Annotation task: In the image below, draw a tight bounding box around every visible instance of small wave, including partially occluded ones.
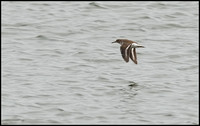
[35,35,47,39]
[18,58,33,61]
[176,65,198,71]
[166,23,188,28]
[89,2,106,9]
[2,118,24,125]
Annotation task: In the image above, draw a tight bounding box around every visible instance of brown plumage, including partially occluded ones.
[112,39,144,64]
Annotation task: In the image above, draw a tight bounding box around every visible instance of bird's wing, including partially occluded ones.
[120,44,131,62]
[130,47,137,64]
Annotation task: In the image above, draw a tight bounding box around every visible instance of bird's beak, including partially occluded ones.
[112,41,117,43]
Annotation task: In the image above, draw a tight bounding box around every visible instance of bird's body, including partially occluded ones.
[112,39,144,64]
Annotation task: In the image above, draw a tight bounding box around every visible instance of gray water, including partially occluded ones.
[2,1,199,125]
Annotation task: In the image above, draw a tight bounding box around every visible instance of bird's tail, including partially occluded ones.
[132,43,145,48]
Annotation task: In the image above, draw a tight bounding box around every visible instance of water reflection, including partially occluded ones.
[128,81,138,89]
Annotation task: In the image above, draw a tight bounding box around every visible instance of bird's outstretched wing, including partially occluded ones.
[130,47,137,64]
[120,44,131,62]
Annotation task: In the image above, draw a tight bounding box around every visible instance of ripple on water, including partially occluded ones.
[2,1,198,125]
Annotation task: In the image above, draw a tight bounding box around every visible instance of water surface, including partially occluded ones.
[2,1,199,124]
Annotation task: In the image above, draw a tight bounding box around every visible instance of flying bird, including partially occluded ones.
[112,39,144,64]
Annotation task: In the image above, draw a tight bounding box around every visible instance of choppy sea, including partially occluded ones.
[2,1,199,124]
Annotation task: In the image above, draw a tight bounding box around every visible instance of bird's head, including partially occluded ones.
[112,39,123,45]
